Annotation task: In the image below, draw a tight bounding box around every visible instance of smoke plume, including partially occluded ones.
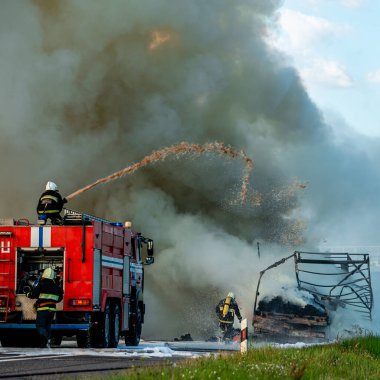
[1,0,379,339]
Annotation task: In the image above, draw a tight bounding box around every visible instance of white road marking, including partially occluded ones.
[0,354,64,362]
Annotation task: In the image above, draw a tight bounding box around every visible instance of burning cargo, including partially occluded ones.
[253,293,329,342]
[253,251,373,342]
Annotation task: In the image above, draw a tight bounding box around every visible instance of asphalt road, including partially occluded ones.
[0,352,179,379]
[0,340,239,379]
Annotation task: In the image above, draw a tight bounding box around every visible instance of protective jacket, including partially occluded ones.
[216,297,242,324]
[37,190,67,215]
[27,278,63,311]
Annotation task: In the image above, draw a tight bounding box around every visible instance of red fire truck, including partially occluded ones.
[0,209,154,348]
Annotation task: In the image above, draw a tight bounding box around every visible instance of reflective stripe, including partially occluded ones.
[102,256,123,269]
[39,293,60,301]
[37,306,56,311]
[39,210,60,214]
[38,301,55,307]
[41,195,59,202]
[219,320,234,324]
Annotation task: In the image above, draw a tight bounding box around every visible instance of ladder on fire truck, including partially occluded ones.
[63,208,121,226]
[0,237,13,323]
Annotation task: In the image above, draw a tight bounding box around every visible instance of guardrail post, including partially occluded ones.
[240,318,248,353]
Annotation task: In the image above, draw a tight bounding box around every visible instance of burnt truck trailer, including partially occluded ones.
[253,251,373,342]
[0,209,154,348]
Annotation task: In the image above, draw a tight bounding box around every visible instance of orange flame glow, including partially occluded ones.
[149,30,172,50]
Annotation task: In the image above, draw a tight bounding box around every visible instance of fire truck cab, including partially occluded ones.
[0,209,154,348]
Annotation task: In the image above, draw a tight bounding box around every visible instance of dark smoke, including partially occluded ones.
[1,0,379,338]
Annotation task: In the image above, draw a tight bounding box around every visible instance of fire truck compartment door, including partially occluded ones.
[123,255,130,329]
[93,249,101,309]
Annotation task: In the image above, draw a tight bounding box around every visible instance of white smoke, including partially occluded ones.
[0,0,379,339]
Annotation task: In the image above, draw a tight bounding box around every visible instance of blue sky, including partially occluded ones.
[273,0,380,137]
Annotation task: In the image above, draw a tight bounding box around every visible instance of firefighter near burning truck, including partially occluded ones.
[0,209,154,348]
[216,292,242,341]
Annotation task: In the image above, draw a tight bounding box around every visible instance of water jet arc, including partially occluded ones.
[66,141,253,202]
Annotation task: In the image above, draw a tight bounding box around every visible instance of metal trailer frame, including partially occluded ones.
[253,251,373,320]
[294,251,373,320]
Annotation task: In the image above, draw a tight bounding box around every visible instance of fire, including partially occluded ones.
[149,30,171,50]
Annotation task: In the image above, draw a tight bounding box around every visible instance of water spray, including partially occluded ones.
[66,142,253,203]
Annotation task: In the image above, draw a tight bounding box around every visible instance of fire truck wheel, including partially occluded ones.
[51,335,63,346]
[110,304,121,348]
[76,325,100,348]
[0,336,13,347]
[101,302,112,348]
[76,331,90,348]
[1,332,39,347]
[124,306,142,346]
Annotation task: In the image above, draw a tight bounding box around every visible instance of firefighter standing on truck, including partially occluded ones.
[216,292,242,340]
[26,268,63,348]
[37,181,67,225]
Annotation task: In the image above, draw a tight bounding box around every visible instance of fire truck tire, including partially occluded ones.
[101,302,112,348]
[51,335,63,346]
[0,336,13,347]
[76,331,90,348]
[110,303,121,348]
[1,332,39,347]
[76,325,100,348]
[124,306,142,346]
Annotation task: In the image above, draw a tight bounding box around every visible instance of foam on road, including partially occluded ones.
[0,340,238,360]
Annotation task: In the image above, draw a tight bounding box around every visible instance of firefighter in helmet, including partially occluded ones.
[26,267,63,348]
[216,292,242,340]
[37,181,67,225]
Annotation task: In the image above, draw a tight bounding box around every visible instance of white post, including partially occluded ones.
[240,318,248,353]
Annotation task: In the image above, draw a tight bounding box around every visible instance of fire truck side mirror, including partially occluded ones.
[147,239,154,257]
[144,239,154,265]
[145,256,155,265]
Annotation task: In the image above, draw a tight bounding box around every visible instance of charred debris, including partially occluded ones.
[253,251,373,342]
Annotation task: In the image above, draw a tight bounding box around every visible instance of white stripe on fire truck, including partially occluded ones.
[130,262,143,272]
[30,227,51,247]
[101,256,123,269]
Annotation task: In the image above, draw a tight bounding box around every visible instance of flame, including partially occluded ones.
[149,30,172,50]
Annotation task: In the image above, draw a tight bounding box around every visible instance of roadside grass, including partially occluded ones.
[340,334,380,358]
[105,336,380,380]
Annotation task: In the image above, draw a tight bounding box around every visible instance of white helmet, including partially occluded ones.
[46,181,58,191]
[42,267,55,280]
[227,292,235,299]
